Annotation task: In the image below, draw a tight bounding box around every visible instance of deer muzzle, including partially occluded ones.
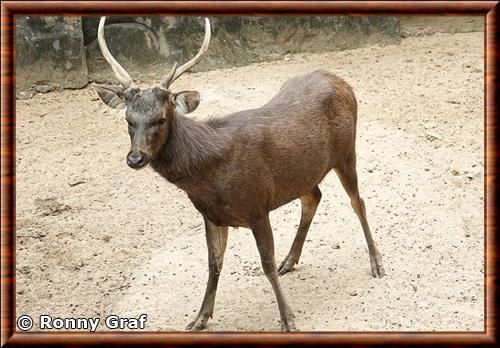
[127,150,149,169]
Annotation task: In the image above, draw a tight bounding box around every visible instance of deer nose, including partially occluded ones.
[127,151,147,169]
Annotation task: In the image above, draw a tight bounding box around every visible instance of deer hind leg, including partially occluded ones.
[334,153,385,278]
[278,186,322,276]
[251,215,296,331]
[186,217,228,331]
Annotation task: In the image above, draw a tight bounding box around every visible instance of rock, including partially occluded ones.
[367,163,377,173]
[451,169,460,176]
[465,172,481,180]
[16,16,88,92]
[16,90,34,100]
[68,180,86,187]
[72,149,82,156]
[188,221,202,229]
[84,16,400,84]
[425,131,443,141]
[18,266,31,275]
[17,15,402,89]
[34,84,57,93]
[349,291,358,296]
[34,197,71,216]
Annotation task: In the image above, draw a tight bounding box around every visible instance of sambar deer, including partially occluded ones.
[94,17,385,331]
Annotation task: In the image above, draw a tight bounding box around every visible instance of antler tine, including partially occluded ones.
[161,18,211,89]
[160,62,178,90]
[98,17,134,89]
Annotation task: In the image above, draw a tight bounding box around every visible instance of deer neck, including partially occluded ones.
[151,112,230,182]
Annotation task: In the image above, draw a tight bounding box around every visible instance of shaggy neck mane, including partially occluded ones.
[151,111,230,181]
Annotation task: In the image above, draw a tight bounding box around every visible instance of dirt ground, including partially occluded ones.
[16,31,484,332]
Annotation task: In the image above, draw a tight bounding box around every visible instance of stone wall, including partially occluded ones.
[398,16,483,37]
[16,16,402,95]
[16,16,88,92]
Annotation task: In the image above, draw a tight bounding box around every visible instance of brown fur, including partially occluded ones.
[152,70,356,226]
[95,69,385,331]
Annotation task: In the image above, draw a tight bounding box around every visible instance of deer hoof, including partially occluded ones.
[277,256,298,276]
[280,316,297,332]
[185,313,210,331]
[370,254,385,278]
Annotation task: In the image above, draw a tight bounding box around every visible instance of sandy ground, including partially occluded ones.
[16,32,484,332]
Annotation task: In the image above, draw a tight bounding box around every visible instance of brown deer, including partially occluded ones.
[94,17,385,331]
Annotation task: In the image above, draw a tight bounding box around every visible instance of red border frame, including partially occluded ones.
[1,1,498,346]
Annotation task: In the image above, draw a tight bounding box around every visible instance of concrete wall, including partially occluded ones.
[16,15,400,96]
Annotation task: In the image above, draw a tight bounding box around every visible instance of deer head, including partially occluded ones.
[94,16,211,169]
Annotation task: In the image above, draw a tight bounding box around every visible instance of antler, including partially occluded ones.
[161,18,211,89]
[98,17,134,89]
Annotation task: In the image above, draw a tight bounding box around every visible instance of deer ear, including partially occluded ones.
[175,91,200,114]
[93,84,127,110]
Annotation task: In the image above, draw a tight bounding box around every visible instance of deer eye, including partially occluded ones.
[157,118,167,126]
